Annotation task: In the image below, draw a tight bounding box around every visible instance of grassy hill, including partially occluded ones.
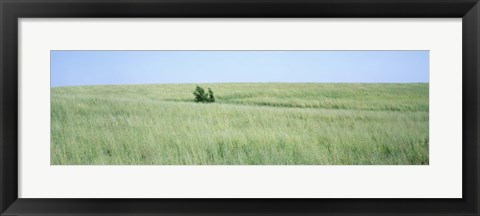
[51,83,429,165]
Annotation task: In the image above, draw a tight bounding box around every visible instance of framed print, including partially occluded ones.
[1,0,479,215]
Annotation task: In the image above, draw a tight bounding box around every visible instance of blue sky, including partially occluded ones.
[51,50,429,87]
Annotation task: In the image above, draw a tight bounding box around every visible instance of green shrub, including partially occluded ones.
[193,86,215,103]
[207,88,215,103]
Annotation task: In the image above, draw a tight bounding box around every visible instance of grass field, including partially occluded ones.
[51,83,429,165]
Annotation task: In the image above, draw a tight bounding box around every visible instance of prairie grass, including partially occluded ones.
[51,83,428,165]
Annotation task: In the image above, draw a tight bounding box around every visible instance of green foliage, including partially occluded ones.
[207,88,215,103]
[51,83,429,165]
[193,85,215,103]
[193,85,208,102]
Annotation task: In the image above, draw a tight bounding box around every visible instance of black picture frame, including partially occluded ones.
[1,0,479,215]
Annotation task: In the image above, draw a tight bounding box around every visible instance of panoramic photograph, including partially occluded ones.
[51,50,429,165]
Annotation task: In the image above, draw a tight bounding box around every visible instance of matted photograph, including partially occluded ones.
[5,0,477,213]
[51,50,429,165]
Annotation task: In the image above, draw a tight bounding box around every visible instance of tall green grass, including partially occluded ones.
[51,83,428,165]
